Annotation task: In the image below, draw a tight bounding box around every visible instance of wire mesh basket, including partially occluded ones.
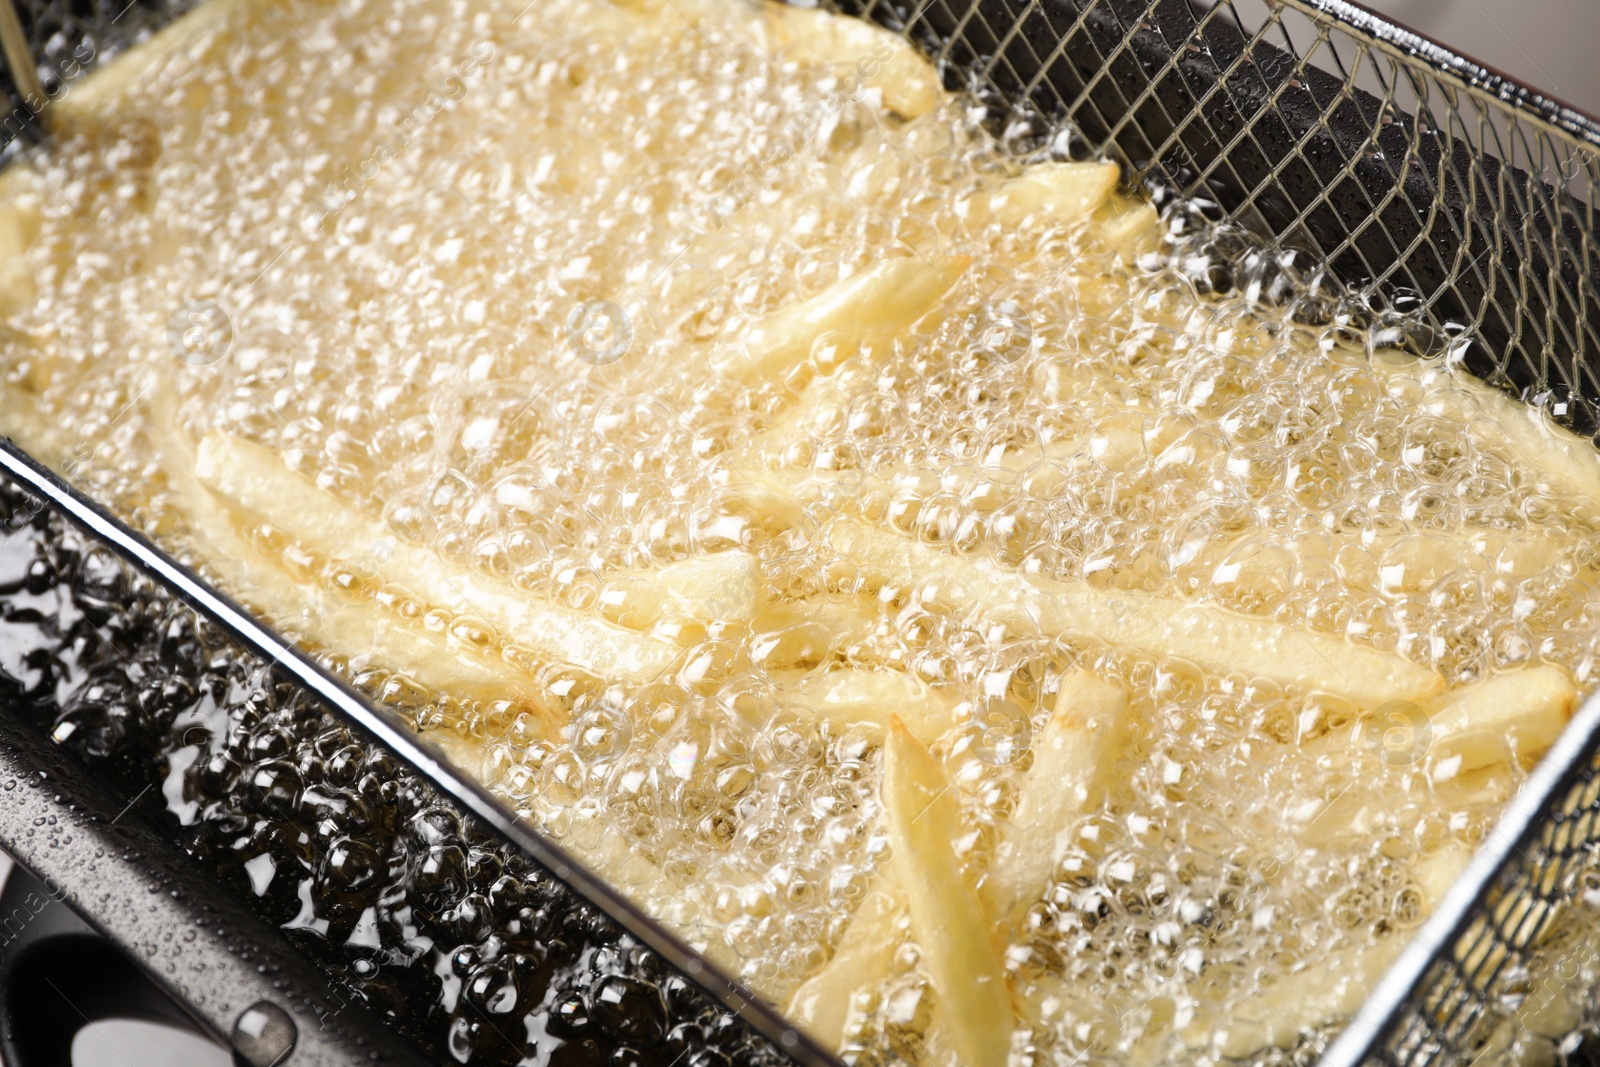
[4,0,1600,1064]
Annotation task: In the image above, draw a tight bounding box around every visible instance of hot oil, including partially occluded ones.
[2,0,1599,1063]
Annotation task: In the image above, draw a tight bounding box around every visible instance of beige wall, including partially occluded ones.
[1363,0,1600,117]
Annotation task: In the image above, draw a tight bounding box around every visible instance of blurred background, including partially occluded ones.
[1363,0,1600,116]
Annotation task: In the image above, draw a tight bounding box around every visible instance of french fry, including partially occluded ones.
[1091,193,1161,264]
[1305,665,1577,778]
[752,597,888,660]
[831,518,1444,705]
[141,420,561,721]
[47,0,255,122]
[785,869,905,1050]
[966,161,1120,230]
[1291,666,1573,851]
[883,717,1012,1067]
[195,432,683,683]
[1181,841,1470,1059]
[0,186,41,317]
[599,550,764,629]
[986,672,1129,921]
[776,667,957,743]
[762,1,944,119]
[730,415,1147,532]
[1421,665,1577,779]
[716,255,969,383]
[1374,351,1600,523]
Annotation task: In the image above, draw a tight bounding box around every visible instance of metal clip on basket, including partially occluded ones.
[2,0,1600,1065]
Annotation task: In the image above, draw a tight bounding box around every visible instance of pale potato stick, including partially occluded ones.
[762,1,944,119]
[196,432,682,682]
[776,667,957,743]
[1292,667,1572,849]
[785,869,905,1051]
[0,188,41,317]
[753,596,887,653]
[883,717,1012,1067]
[1182,841,1470,1059]
[730,417,1146,530]
[1422,665,1577,779]
[656,550,763,619]
[144,422,559,719]
[1374,351,1600,522]
[971,161,1120,230]
[600,550,763,627]
[50,0,256,122]
[1305,665,1577,776]
[986,672,1129,921]
[832,518,1444,705]
[718,255,969,383]
[422,726,496,783]
[1412,839,1475,907]
[1091,193,1161,264]
[1204,925,1394,1058]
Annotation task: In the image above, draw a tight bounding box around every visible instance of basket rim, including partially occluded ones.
[1286,0,1600,153]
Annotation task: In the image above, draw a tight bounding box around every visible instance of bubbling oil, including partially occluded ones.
[2,0,1599,1063]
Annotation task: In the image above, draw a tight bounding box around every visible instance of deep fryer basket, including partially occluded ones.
[5,0,1600,1064]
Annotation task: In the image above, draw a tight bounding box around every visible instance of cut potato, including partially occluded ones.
[785,869,905,1050]
[143,420,561,723]
[883,718,1012,1067]
[967,161,1120,230]
[776,667,958,743]
[763,1,944,119]
[1092,194,1161,263]
[196,432,684,683]
[717,255,969,382]
[0,196,41,317]
[1423,665,1577,778]
[987,672,1129,922]
[831,518,1444,706]
[1306,665,1577,777]
[600,550,764,630]
[1181,841,1470,1059]
[1374,351,1600,523]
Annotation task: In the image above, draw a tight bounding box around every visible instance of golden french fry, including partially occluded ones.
[987,672,1129,921]
[717,255,969,383]
[883,717,1012,1067]
[1374,351,1600,523]
[832,518,1444,705]
[776,667,957,743]
[785,869,905,1051]
[763,1,943,119]
[196,432,682,682]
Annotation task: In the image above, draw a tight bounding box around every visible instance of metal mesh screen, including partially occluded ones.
[5,0,1600,1064]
